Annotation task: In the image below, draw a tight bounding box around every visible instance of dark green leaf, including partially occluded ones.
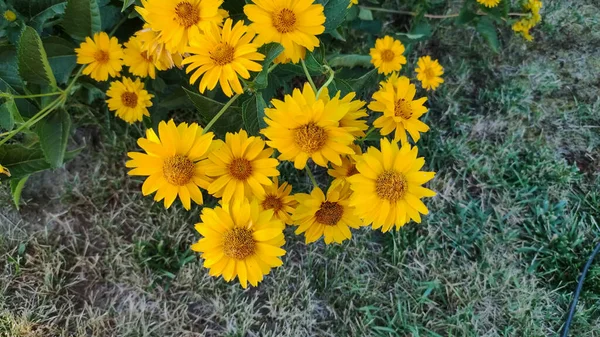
[408,20,432,42]
[358,7,373,20]
[333,78,354,96]
[35,108,71,168]
[100,4,122,32]
[242,95,260,136]
[476,17,500,52]
[62,0,101,41]
[0,143,80,180]
[256,93,267,130]
[456,0,477,25]
[328,54,372,68]
[254,43,284,90]
[43,36,77,84]
[182,87,242,137]
[317,0,350,33]
[17,26,57,88]
[345,68,379,95]
[0,99,20,131]
[8,0,64,18]
[121,0,137,12]
[29,2,67,33]
[304,49,323,72]
[10,175,29,210]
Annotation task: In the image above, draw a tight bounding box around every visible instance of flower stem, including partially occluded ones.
[203,93,242,134]
[316,65,335,98]
[0,96,64,146]
[305,166,318,188]
[359,126,376,142]
[0,91,62,99]
[359,6,529,19]
[300,59,317,92]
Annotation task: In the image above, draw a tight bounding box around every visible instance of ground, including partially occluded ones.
[1,0,599,336]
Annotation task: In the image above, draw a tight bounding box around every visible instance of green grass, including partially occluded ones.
[1,0,600,336]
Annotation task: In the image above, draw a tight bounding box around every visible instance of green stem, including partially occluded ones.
[109,15,128,36]
[300,59,317,92]
[0,97,63,146]
[305,167,318,188]
[359,6,529,19]
[359,126,376,142]
[268,63,278,73]
[0,91,62,99]
[203,93,242,134]
[316,65,335,98]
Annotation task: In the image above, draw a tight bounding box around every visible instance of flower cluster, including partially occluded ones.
[512,0,543,41]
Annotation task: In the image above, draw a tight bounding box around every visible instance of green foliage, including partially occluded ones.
[254,43,284,90]
[476,16,500,52]
[318,0,351,33]
[9,175,29,209]
[241,93,267,136]
[62,0,101,41]
[35,108,71,168]
[183,87,243,137]
[42,36,77,85]
[17,26,56,88]
[0,98,20,130]
[0,144,78,180]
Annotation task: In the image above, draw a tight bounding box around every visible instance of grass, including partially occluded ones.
[1,0,600,336]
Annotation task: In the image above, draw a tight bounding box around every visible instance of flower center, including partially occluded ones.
[273,8,297,33]
[315,201,344,226]
[210,43,235,66]
[94,50,109,64]
[381,49,395,62]
[223,227,256,260]
[141,50,153,62]
[228,158,253,180]
[293,122,328,154]
[376,170,407,202]
[394,98,413,119]
[175,1,200,28]
[262,194,283,213]
[346,164,358,177]
[424,67,435,79]
[121,92,138,108]
[163,155,195,186]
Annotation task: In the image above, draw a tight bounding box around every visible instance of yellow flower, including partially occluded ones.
[477,0,500,7]
[257,177,297,225]
[415,56,444,91]
[369,76,429,144]
[347,138,436,232]
[201,130,280,203]
[512,0,543,41]
[135,26,184,70]
[183,19,264,97]
[3,10,16,22]
[136,0,227,54]
[126,120,215,210]
[261,83,356,169]
[348,0,358,8]
[123,35,158,79]
[75,32,123,81]
[106,77,154,124]
[328,144,362,186]
[292,181,363,244]
[370,36,406,75]
[244,0,325,63]
[192,198,286,289]
[274,46,306,65]
[0,164,10,177]
[318,88,368,138]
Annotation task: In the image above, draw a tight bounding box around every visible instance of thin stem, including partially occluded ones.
[268,63,278,73]
[0,97,63,146]
[305,166,318,188]
[0,91,62,99]
[109,15,128,36]
[359,126,376,142]
[300,59,317,92]
[360,6,529,19]
[316,66,335,98]
[203,93,242,134]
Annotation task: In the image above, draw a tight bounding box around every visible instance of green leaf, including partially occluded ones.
[328,54,372,68]
[242,95,260,136]
[121,0,137,12]
[100,1,122,32]
[317,0,351,33]
[29,2,67,33]
[456,3,477,25]
[333,78,354,96]
[256,93,267,130]
[408,20,432,42]
[10,175,29,210]
[254,43,284,90]
[8,0,64,18]
[0,143,80,180]
[62,0,101,41]
[345,68,379,95]
[304,49,323,72]
[476,17,500,52]
[358,7,373,20]
[35,108,71,168]
[0,46,23,93]
[17,26,57,88]
[182,87,242,137]
[43,36,77,84]
[0,99,21,131]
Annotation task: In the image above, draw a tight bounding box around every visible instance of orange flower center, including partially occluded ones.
[376,170,407,202]
[262,194,283,213]
[293,122,328,154]
[175,1,200,28]
[394,98,413,119]
[381,49,395,62]
[121,92,138,108]
[315,201,344,226]
[273,8,296,33]
[228,158,253,180]
[163,155,195,186]
[223,227,256,260]
[94,50,109,63]
[210,43,235,66]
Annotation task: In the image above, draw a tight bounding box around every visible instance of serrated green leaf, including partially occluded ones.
[256,93,267,130]
[8,0,64,18]
[476,17,500,52]
[408,20,432,42]
[43,36,77,84]
[317,0,350,33]
[456,1,477,25]
[242,95,260,136]
[100,3,122,32]
[17,26,57,88]
[35,108,71,168]
[333,78,354,96]
[328,54,372,68]
[254,43,284,90]
[62,0,101,41]
[29,2,67,33]
[345,68,379,95]
[0,143,80,180]
[10,175,29,210]
[0,99,20,131]
[182,87,242,137]
[304,49,323,72]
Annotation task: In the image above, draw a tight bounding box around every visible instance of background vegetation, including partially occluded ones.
[1,0,599,336]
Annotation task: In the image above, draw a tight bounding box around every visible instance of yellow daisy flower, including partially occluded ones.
[261,83,356,169]
[274,46,306,65]
[126,120,215,210]
[3,10,16,22]
[316,88,368,138]
[327,144,362,186]
[192,198,286,289]
[292,181,363,244]
[201,130,280,203]
[75,32,123,81]
[369,76,429,144]
[512,0,542,41]
[182,19,264,97]
[0,164,10,177]
[123,35,158,79]
[370,36,406,75]
[136,0,227,54]
[106,77,154,124]
[347,138,436,232]
[135,26,184,70]
[477,0,501,8]
[244,0,325,63]
[257,177,297,225]
[415,56,444,91]
[348,0,358,8]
